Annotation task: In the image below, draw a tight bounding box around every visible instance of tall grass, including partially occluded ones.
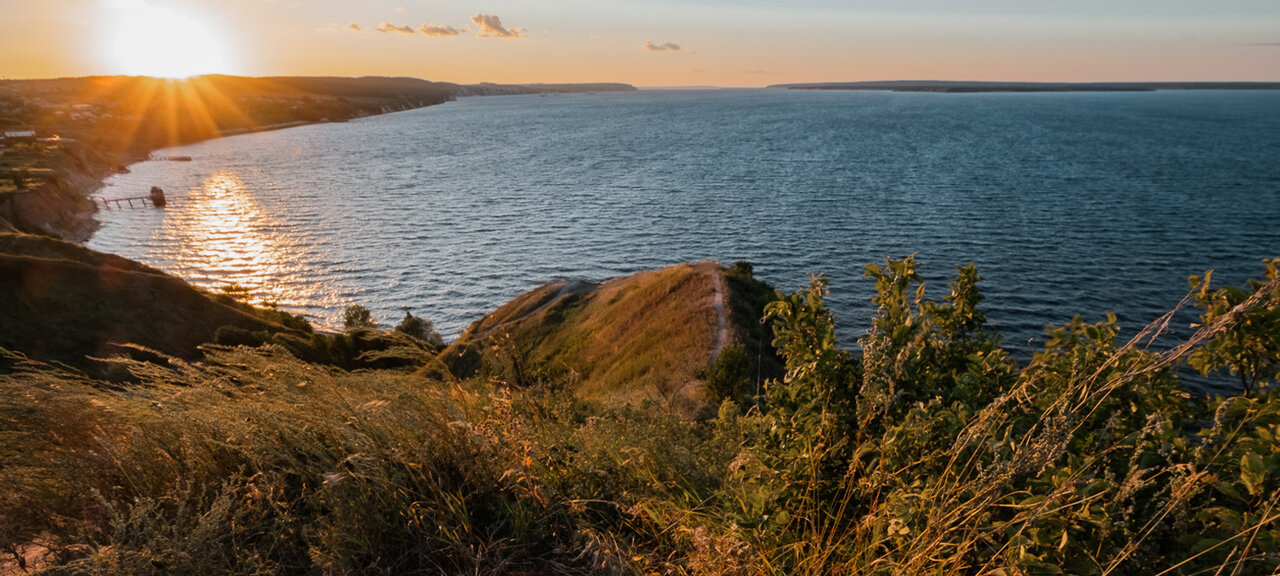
[0,345,628,574]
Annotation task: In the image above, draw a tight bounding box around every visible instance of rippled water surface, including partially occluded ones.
[89,89,1280,364]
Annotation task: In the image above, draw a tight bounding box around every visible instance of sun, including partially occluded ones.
[111,3,227,78]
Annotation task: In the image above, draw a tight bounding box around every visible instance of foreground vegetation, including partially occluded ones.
[2,257,1278,575]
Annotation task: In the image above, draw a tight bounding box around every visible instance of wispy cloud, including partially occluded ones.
[394,6,406,13]
[643,41,681,52]
[377,22,417,34]
[344,19,471,39]
[1250,41,1280,46]
[471,14,526,39]
[365,22,460,37]
[420,24,461,37]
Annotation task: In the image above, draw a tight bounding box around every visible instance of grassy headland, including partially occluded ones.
[1,232,1279,574]
[434,261,781,414]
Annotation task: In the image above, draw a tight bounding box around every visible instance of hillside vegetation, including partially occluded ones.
[1,248,1279,575]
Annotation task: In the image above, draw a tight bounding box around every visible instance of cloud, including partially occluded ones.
[377,22,417,34]
[348,21,462,38]
[643,41,681,52]
[420,24,461,37]
[471,14,526,39]
[394,6,406,13]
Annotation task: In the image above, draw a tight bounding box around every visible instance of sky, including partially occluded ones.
[1,0,1278,86]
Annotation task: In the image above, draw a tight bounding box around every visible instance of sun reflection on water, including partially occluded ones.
[161,171,311,309]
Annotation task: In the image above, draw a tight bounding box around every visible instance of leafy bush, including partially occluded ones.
[711,257,1280,574]
[212,325,268,347]
[394,310,444,348]
[343,303,376,330]
[1189,259,1280,394]
[705,344,755,405]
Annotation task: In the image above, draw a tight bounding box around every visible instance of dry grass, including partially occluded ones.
[0,344,650,574]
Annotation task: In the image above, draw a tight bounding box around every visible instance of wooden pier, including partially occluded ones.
[95,196,157,209]
[94,187,167,210]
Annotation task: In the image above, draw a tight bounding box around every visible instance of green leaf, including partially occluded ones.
[1241,452,1267,497]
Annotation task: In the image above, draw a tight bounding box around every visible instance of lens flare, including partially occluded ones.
[111,3,226,78]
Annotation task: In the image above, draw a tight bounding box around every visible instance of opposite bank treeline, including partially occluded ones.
[0,75,636,240]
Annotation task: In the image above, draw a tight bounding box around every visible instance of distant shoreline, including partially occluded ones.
[0,76,636,242]
[769,80,1280,93]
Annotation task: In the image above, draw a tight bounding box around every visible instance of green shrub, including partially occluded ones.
[394,310,444,348]
[256,305,313,333]
[212,325,268,347]
[713,257,1280,575]
[343,304,375,331]
[705,344,754,405]
[1188,259,1280,394]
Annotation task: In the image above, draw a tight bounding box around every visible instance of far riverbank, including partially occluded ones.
[0,75,635,241]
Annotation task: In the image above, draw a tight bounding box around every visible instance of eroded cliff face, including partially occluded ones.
[0,181,99,241]
[1,138,128,241]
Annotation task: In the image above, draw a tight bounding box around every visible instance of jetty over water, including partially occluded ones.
[94,186,167,209]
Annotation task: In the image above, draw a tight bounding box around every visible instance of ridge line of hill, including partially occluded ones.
[711,270,728,359]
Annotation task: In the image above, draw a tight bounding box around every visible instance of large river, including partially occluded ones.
[89,89,1280,369]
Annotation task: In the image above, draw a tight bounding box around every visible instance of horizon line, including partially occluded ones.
[5,74,1280,89]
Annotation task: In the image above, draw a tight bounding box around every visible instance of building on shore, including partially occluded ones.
[2,130,37,145]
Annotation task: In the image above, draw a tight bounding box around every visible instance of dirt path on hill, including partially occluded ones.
[711,270,729,360]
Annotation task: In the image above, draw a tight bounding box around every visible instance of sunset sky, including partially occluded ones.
[3,0,1278,86]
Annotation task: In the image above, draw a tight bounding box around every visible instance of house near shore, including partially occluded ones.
[2,130,37,144]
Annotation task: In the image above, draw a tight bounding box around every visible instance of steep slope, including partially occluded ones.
[0,233,292,368]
